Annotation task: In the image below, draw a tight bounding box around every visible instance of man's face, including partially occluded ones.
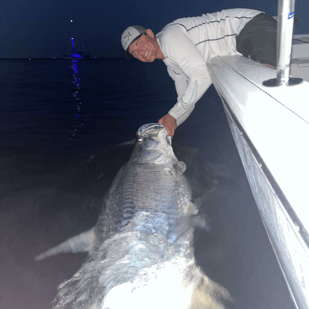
[128,32,157,63]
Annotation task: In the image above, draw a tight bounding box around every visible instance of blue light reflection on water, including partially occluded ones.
[69,60,83,143]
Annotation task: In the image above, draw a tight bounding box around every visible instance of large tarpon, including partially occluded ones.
[36,123,235,309]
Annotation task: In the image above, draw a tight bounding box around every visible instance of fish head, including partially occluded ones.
[131,123,178,164]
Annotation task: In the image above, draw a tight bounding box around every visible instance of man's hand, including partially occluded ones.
[158,114,177,136]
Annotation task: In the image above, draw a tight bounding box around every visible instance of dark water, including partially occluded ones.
[0,59,294,309]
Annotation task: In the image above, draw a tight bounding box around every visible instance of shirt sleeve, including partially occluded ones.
[161,26,213,125]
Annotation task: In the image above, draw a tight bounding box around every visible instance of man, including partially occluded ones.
[121,8,277,136]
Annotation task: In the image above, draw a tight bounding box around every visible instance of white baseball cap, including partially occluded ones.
[121,25,147,60]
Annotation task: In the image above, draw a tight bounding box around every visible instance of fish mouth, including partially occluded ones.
[133,123,175,165]
[137,123,166,136]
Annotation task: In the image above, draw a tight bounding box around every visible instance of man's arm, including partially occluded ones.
[159,26,213,133]
[158,70,188,136]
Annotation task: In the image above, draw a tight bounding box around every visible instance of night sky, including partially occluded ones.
[1,0,308,58]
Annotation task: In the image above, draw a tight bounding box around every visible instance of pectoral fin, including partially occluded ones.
[35,227,96,261]
[171,161,186,180]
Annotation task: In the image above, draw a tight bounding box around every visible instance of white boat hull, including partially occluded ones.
[208,54,309,309]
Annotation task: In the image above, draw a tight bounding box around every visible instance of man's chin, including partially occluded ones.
[148,55,156,62]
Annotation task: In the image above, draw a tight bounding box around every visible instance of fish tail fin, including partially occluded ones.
[35,227,96,261]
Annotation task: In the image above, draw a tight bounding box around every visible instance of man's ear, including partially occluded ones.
[146,29,155,38]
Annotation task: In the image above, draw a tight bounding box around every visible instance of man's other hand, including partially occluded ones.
[158,114,177,136]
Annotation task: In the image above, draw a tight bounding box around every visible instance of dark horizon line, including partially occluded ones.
[0,57,126,60]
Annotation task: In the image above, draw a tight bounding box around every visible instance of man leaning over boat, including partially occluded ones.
[121,8,277,136]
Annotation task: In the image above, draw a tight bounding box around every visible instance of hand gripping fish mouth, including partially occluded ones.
[132,123,176,165]
[35,123,235,309]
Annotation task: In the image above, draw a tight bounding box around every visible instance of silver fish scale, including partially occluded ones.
[53,159,195,309]
[95,161,192,245]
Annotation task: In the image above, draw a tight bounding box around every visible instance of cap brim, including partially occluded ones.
[125,49,133,61]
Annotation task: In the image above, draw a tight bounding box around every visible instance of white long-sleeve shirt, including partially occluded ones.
[156,8,262,125]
